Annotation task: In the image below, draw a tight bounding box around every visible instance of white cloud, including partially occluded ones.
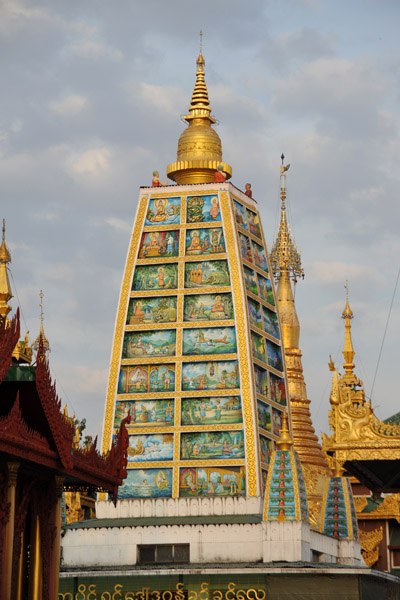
[69,40,123,62]
[308,261,383,285]
[128,82,184,117]
[65,147,112,177]
[102,217,131,234]
[50,94,89,117]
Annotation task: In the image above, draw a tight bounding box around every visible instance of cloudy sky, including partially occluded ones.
[1,0,399,443]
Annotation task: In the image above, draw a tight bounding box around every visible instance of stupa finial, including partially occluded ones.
[0,219,13,318]
[166,37,232,185]
[341,281,355,378]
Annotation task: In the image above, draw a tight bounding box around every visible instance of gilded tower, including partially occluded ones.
[101,49,289,500]
[270,158,331,526]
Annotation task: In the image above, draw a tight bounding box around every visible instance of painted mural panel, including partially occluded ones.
[233,200,247,230]
[132,264,178,291]
[122,329,176,359]
[246,209,262,239]
[269,373,287,406]
[257,400,272,432]
[182,326,237,356]
[145,197,181,225]
[262,306,280,339]
[248,297,262,329]
[138,230,179,258]
[271,407,282,437]
[118,468,173,498]
[252,241,269,272]
[257,273,275,305]
[183,293,233,322]
[185,227,225,256]
[266,340,283,371]
[259,435,274,466]
[184,260,230,288]
[118,364,175,394]
[244,266,258,295]
[181,430,245,460]
[114,399,174,428]
[251,331,266,363]
[179,466,245,497]
[186,194,220,223]
[254,364,269,398]
[128,433,174,462]
[182,360,239,391]
[239,232,253,263]
[127,296,177,325]
[181,396,242,426]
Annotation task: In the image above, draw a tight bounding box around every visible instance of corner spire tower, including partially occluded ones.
[270,156,330,526]
[167,33,232,184]
[0,219,13,319]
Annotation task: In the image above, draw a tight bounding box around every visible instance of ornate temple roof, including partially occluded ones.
[322,294,400,492]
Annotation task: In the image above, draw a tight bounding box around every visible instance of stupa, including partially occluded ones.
[59,43,400,599]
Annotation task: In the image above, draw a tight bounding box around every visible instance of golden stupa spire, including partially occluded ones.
[33,290,50,356]
[270,157,330,496]
[342,281,355,379]
[166,32,232,185]
[276,410,294,451]
[0,219,13,319]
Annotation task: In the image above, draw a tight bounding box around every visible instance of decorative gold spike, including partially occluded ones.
[166,42,232,184]
[33,290,51,355]
[0,219,13,319]
[342,281,355,378]
[276,410,293,450]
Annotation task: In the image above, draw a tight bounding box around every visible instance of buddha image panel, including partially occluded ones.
[186,194,220,223]
[271,407,282,437]
[179,466,245,497]
[259,435,274,466]
[266,340,283,372]
[233,200,247,230]
[118,468,172,499]
[239,232,253,264]
[252,241,268,273]
[184,260,230,288]
[128,433,174,462]
[257,273,275,305]
[248,297,263,329]
[122,329,176,359]
[185,227,225,256]
[182,360,240,391]
[262,306,280,339]
[145,197,181,225]
[114,399,174,428]
[180,430,245,460]
[244,266,258,295]
[183,293,234,322]
[254,364,269,398]
[182,326,237,356]
[251,331,267,363]
[138,230,179,258]
[181,396,242,426]
[118,365,175,394]
[246,209,262,239]
[269,373,287,406]
[257,399,272,433]
[132,264,178,291]
[127,296,177,325]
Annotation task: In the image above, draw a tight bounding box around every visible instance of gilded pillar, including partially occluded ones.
[28,514,42,600]
[50,476,64,600]
[1,462,20,600]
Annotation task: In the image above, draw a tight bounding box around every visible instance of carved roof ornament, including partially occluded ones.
[166,32,232,184]
[322,290,400,489]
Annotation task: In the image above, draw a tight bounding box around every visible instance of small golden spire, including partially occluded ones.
[342,281,355,378]
[270,155,303,284]
[0,219,13,319]
[166,35,232,184]
[33,290,51,355]
[276,410,293,451]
